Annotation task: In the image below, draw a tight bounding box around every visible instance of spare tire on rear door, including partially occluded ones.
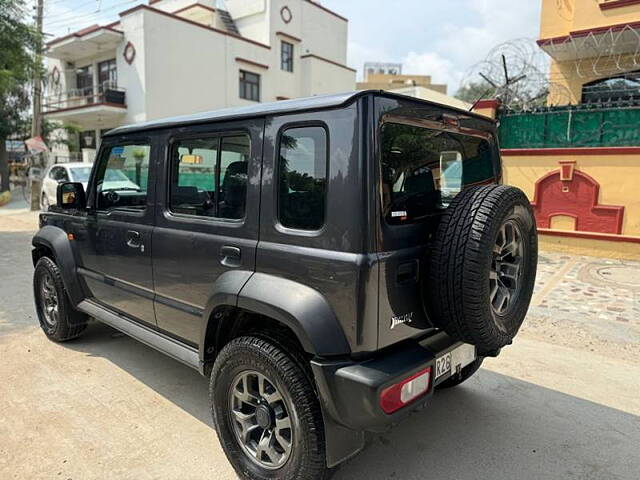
[425,185,538,354]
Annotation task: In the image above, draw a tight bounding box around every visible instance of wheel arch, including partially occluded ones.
[199,272,351,369]
[32,225,84,306]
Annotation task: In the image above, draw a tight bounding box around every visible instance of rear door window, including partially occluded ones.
[380,122,496,225]
[169,134,249,220]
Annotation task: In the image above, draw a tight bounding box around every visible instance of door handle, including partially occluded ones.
[126,230,142,249]
[220,245,241,267]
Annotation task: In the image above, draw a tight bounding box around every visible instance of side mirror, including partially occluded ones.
[57,182,86,209]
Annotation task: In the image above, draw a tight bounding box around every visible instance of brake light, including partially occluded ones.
[379,367,432,414]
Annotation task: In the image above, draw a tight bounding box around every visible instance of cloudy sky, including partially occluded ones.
[43,0,542,94]
[322,0,542,90]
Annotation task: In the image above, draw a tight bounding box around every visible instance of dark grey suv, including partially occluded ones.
[32,91,537,480]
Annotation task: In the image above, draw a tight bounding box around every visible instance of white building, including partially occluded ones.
[43,0,355,156]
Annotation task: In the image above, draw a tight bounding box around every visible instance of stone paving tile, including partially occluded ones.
[523,251,640,362]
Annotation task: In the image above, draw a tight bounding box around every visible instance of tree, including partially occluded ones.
[454,81,495,105]
[0,0,38,193]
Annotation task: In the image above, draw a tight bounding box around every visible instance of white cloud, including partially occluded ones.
[347,41,394,81]
[402,51,460,92]
[330,0,541,94]
[434,0,541,85]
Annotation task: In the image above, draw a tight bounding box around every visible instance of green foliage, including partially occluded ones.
[0,0,39,139]
[454,81,495,104]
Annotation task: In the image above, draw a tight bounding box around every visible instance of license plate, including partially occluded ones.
[435,343,476,379]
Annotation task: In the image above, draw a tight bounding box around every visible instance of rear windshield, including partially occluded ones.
[380,122,496,225]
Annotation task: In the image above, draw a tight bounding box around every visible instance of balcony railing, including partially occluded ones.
[43,83,126,113]
[498,104,640,149]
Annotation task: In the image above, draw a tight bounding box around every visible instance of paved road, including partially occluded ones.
[1,206,639,480]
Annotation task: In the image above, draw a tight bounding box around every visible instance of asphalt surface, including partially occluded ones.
[1,201,639,480]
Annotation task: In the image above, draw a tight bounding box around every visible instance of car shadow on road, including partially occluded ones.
[66,321,212,425]
[63,321,640,480]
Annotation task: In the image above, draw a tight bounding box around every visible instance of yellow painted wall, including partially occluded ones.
[549,215,577,230]
[502,152,640,236]
[473,106,497,118]
[540,0,640,38]
[549,52,640,105]
[540,0,640,106]
[540,0,573,39]
[539,233,640,260]
[357,73,448,95]
[502,151,640,258]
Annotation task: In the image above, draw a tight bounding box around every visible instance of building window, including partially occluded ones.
[239,70,260,101]
[581,70,640,105]
[170,135,250,220]
[281,41,294,72]
[76,65,93,97]
[278,126,328,230]
[98,59,117,89]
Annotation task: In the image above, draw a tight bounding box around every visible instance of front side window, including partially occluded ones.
[281,41,294,72]
[380,122,495,225]
[278,126,327,230]
[239,70,260,101]
[170,134,249,220]
[95,143,150,211]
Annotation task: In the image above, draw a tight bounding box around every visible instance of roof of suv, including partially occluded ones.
[105,90,495,137]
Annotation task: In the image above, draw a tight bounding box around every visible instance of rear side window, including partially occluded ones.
[380,122,495,225]
[170,134,249,220]
[278,126,327,230]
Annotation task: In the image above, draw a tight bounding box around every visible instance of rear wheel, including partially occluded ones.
[210,336,329,480]
[33,257,88,341]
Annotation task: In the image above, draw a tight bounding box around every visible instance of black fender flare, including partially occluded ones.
[200,272,351,360]
[32,225,84,306]
[237,272,351,356]
[199,269,255,362]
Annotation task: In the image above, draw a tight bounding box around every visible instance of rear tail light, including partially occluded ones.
[379,367,432,414]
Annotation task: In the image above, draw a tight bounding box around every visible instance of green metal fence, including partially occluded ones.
[498,106,640,149]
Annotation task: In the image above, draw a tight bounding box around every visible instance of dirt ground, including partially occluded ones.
[1,202,639,480]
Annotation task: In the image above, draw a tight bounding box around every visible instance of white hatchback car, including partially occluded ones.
[40,162,140,209]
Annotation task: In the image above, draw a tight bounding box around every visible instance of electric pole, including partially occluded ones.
[30,0,44,210]
[31,0,44,139]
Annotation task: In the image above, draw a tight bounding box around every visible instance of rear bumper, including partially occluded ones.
[312,331,474,433]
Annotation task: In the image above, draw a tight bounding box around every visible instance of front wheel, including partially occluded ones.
[210,336,329,480]
[33,256,88,341]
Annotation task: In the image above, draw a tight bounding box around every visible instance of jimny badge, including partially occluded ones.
[390,312,413,330]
